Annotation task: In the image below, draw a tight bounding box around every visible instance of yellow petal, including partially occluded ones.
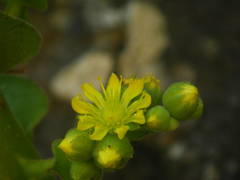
[98,77,107,97]
[90,126,109,140]
[71,95,97,114]
[81,83,105,107]
[106,73,121,100]
[128,91,151,113]
[77,115,95,130]
[130,110,145,124]
[123,77,134,85]
[114,125,129,139]
[121,79,144,106]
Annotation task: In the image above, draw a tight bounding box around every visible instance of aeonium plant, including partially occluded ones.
[0,0,203,179]
[58,73,203,179]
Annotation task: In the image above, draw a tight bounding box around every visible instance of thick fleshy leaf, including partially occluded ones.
[0,74,48,134]
[114,125,129,139]
[0,12,41,72]
[90,126,109,141]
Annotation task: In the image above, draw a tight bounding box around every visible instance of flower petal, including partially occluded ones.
[106,73,121,100]
[81,83,105,107]
[128,91,151,113]
[90,126,109,140]
[77,115,95,130]
[114,125,129,139]
[129,110,146,124]
[72,95,97,115]
[98,77,107,97]
[121,79,144,106]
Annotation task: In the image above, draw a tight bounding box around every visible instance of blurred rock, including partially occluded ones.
[50,9,72,32]
[202,164,219,180]
[50,51,113,100]
[80,0,127,31]
[171,63,196,82]
[167,142,186,161]
[49,0,73,32]
[119,1,169,86]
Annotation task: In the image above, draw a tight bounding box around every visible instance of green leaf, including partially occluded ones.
[0,74,48,134]
[2,0,48,10]
[0,74,51,179]
[0,104,38,179]
[52,139,73,180]
[0,12,41,72]
[18,157,55,179]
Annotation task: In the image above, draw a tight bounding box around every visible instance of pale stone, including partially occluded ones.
[171,64,197,82]
[119,1,169,86]
[50,51,113,100]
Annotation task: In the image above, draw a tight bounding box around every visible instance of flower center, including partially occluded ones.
[101,103,127,127]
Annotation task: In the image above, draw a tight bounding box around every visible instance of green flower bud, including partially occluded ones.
[167,117,179,131]
[59,129,95,161]
[93,134,133,170]
[70,161,102,180]
[188,98,204,120]
[146,105,171,132]
[162,82,199,120]
[143,76,162,105]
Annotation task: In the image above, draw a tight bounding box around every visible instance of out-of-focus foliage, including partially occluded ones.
[0,74,49,178]
[0,74,48,134]
[1,0,47,10]
[0,0,50,178]
[0,12,41,72]
[0,103,38,179]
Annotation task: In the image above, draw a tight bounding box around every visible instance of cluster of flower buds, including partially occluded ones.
[58,74,203,180]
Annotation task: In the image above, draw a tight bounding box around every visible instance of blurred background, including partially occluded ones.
[26,0,240,179]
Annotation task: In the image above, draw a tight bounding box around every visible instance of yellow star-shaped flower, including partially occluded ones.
[72,73,151,140]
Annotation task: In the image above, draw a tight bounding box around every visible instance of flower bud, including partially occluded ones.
[59,129,95,161]
[168,117,179,131]
[143,76,162,105]
[93,134,133,170]
[146,105,171,132]
[162,82,199,120]
[188,98,203,120]
[70,161,102,180]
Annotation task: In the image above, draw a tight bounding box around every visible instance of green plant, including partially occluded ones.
[0,1,204,179]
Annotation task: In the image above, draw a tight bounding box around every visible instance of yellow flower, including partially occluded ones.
[124,75,162,105]
[72,73,151,141]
